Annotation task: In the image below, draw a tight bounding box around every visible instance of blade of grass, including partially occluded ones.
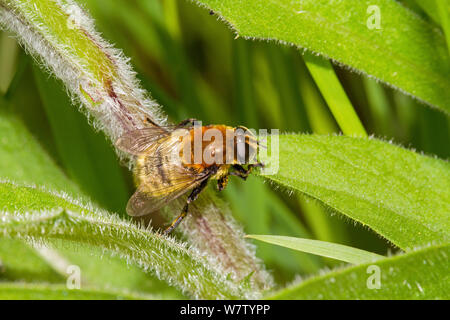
[252,46,283,128]
[435,0,450,54]
[246,235,383,264]
[224,178,323,276]
[233,38,257,128]
[303,53,367,136]
[266,46,310,132]
[363,78,394,137]
[297,59,338,135]
[264,191,324,273]
[163,0,182,40]
[294,62,349,247]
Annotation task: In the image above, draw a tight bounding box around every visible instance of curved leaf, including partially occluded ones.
[0,239,64,283]
[192,0,450,113]
[259,134,450,250]
[0,283,152,300]
[268,244,450,299]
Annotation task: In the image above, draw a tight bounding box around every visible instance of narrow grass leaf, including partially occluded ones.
[435,0,450,54]
[303,53,367,136]
[246,235,383,264]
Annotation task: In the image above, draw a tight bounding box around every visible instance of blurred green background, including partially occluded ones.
[0,0,448,287]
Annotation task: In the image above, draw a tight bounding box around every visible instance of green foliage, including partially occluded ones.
[0,0,449,300]
[269,244,450,300]
[0,180,247,299]
[0,283,152,300]
[259,134,450,251]
[0,239,64,283]
[0,109,79,193]
[54,245,185,299]
[8,0,117,84]
[193,0,450,113]
[33,66,131,216]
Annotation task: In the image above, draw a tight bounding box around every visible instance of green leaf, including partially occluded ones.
[247,235,383,264]
[192,0,450,113]
[268,244,450,299]
[0,109,79,194]
[259,134,450,250]
[0,239,64,283]
[53,244,185,299]
[0,283,153,300]
[0,180,248,299]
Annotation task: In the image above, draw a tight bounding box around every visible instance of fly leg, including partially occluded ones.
[176,118,198,128]
[248,162,265,171]
[217,175,229,191]
[230,163,265,180]
[163,178,209,235]
[230,165,249,180]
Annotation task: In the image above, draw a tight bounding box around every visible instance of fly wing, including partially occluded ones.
[115,127,171,155]
[126,133,210,217]
[126,167,210,217]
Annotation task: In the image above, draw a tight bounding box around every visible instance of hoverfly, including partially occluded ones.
[116,118,264,235]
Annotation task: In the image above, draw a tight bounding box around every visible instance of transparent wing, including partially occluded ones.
[116,120,196,156]
[115,127,171,155]
[126,167,210,217]
[126,133,210,217]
